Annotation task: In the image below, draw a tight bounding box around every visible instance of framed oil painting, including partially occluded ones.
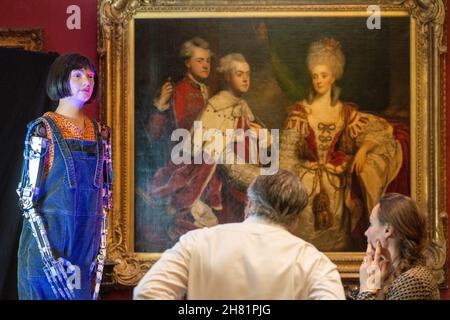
[98,0,447,286]
[0,28,43,51]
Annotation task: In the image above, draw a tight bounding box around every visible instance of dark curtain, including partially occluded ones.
[0,48,57,299]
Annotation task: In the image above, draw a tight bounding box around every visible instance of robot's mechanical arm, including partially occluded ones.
[92,124,113,300]
[101,124,113,211]
[17,123,48,212]
[17,120,75,300]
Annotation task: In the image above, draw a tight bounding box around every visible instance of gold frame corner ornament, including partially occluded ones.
[98,0,447,287]
[0,28,44,52]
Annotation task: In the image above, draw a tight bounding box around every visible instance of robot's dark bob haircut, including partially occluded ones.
[46,53,98,102]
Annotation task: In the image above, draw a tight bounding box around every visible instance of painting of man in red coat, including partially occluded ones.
[150,37,211,133]
[143,37,226,245]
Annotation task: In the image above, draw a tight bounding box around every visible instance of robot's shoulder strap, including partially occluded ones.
[26,117,48,139]
[99,123,112,142]
[88,118,111,142]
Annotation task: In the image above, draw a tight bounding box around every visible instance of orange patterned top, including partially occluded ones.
[42,112,97,178]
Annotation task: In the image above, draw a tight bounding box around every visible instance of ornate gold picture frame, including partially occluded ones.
[0,28,43,51]
[98,0,447,287]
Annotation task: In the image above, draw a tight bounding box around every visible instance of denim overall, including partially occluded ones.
[18,115,104,300]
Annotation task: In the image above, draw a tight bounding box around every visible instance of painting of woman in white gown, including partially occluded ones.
[280,38,409,251]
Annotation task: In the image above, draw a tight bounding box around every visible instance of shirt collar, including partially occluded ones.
[187,74,203,87]
[186,74,209,100]
[243,215,289,231]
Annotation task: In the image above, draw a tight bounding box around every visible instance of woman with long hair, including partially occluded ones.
[357,193,439,299]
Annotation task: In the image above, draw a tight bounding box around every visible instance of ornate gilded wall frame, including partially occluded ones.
[98,0,447,287]
[0,28,43,51]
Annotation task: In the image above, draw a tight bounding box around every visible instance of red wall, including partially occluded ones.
[1,0,449,299]
[0,0,99,119]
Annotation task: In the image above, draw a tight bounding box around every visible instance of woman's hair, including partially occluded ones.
[179,37,211,61]
[46,53,98,102]
[306,37,345,80]
[247,169,308,226]
[216,53,248,76]
[378,193,427,265]
[306,38,344,106]
[376,193,428,298]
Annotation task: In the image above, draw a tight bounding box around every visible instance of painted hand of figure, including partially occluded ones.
[248,122,262,139]
[325,162,346,174]
[155,81,173,108]
[300,161,319,170]
[351,148,367,175]
[248,121,262,131]
[359,241,390,294]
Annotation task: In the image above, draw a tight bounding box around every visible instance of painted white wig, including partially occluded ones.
[306,37,345,80]
[217,53,248,75]
[179,37,211,60]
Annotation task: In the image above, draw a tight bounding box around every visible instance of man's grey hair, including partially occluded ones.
[179,37,211,60]
[217,53,248,75]
[247,169,309,226]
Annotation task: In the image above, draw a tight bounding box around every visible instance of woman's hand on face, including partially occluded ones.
[360,242,382,294]
[359,241,391,294]
[377,242,391,284]
[351,148,367,175]
[359,243,373,293]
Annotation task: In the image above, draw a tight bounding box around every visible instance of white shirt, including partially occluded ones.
[133,216,345,300]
